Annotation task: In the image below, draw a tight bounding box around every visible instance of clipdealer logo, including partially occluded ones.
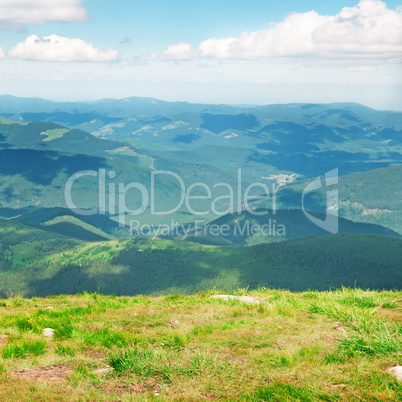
[302,168,339,234]
[64,167,339,235]
[64,169,281,226]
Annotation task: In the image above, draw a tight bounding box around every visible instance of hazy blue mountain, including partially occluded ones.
[1,96,401,181]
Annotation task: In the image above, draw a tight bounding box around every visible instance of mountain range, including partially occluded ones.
[0,95,401,295]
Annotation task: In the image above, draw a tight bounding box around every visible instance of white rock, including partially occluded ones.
[210,295,263,304]
[387,366,402,381]
[42,328,55,338]
[94,367,114,374]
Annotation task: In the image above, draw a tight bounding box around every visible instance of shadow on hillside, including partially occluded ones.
[38,222,107,242]
[25,234,402,297]
[0,149,107,185]
[27,244,232,297]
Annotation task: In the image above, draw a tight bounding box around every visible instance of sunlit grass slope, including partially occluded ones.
[0,288,400,401]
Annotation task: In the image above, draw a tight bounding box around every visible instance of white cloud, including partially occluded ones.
[346,66,378,72]
[8,35,120,62]
[0,46,4,58]
[0,0,88,28]
[152,0,402,62]
[154,42,201,61]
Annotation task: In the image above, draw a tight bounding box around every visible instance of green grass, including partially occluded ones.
[2,340,46,359]
[0,289,400,400]
[41,128,69,142]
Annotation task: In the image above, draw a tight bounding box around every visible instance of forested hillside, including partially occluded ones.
[0,219,400,297]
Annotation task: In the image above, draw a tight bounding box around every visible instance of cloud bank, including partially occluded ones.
[0,47,4,58]
[0,0,88,28]
[8,35,119,62]
[150,0,402,62]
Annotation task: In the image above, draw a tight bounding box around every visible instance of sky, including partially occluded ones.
[0,0,401,109]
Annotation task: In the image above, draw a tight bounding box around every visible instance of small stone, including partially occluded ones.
[94,367,114,374]
[331,384,346,389]
[332,322,342,328]
[336,327,347,334]
[43,328,55,338]
[387,366,402,381]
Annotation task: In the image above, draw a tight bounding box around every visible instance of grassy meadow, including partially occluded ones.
[0,288,401,401]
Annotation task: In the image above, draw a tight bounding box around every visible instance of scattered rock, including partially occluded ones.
[45,306,54,310]
[332,322,342,328]
[170,319,181,326]
[42,328,55,338]
[94,367,114,374]
[387,366,402,381]
[9,364,73,383]
[210,295,263,304]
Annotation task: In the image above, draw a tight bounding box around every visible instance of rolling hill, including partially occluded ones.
[0,119,245,227]
[183,208,400,246]
[0,218,400,296]
[256,164,402,235]
[0,147,225,227]
[0,98,401,299]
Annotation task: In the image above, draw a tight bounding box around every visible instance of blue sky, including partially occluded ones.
[0,0,401,109]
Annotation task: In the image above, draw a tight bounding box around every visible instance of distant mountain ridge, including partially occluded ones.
[1,96,401,181]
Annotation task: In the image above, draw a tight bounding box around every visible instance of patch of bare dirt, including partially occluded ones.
[323,335,340,344]
[0,335,8,345]
[275,340,288,348]
[87,349,107,359]
[203,392,218,399]
[377,308,402,324]
[130,383,149,394]
[9,364,73,383]
[99,384,130,395]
